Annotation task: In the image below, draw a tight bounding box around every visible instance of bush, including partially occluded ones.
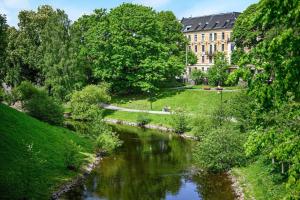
[96,129,122,153]
[190,115,213,139]
[0,87,4,101]
[70,84,111,121]
[64,140,82,171]
[136,114,151,127]
[191,69,205,85]
[14,81,64,125]
[171,109,189,134]
[193,126,246,172]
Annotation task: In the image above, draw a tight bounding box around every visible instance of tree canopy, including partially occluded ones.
[72,4,187,93]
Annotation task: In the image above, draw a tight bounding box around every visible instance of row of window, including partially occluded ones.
[188,32,226,42]
[189,44,226,53]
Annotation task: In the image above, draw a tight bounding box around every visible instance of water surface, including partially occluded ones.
[62,125,235,200]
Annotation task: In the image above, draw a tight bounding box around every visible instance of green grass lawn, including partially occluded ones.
[232,159,287,200]
[104,89,237,127]
[111,89,236,114]
[0,104,96,199]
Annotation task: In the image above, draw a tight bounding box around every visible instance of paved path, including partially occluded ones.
[169,86,244,92]
[101,103,171,115]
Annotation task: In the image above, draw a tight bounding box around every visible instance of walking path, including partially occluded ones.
[169,86,244,92]
[101,103,171,115]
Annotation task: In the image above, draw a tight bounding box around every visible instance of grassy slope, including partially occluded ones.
[105,89,236,127]
[232,159,287,200]
[0,104,95,199]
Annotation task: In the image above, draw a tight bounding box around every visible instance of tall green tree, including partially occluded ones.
[207,52,229,86]
[232,1,300,198]
[0,14,8,82]
[72,4,187,93]
[4,6,85,100]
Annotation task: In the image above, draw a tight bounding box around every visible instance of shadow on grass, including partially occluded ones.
[110,88,186,105]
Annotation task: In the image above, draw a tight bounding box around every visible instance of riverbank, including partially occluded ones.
[231,159,287,200]
[104,118,197,140]
[51,153,102,199]
[0,104,96,199]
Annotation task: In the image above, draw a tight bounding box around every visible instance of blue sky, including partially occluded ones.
[0,0,258,27]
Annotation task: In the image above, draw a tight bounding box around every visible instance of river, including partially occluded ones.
[62,125,235,200]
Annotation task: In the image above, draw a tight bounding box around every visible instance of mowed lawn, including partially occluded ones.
[104,89,238,126]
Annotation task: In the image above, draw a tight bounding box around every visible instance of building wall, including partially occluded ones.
[184,28,233,74]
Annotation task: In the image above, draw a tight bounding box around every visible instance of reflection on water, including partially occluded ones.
[62,125,235,200]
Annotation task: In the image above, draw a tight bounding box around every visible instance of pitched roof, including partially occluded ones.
[181,12,240,33]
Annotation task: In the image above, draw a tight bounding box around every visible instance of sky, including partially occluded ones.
[0,0,258,27]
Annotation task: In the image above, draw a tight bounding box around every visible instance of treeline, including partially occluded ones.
[0,3,189,101]
[192,0,300,199]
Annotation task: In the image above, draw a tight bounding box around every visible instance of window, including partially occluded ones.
[202,56,205,63]
[222,44,225,51]
[209,33,213,41]
[195,45,198,53]
[202,67,205,71]
[222,32,225,40]
[214,33,217,41]
[194,34,197,42]
[202,33,205,41]
[209,57,212,63]
[188,35,191,41]
[214,44,217,52]
[188,45,191,51]
[209,45,213,54]
[185,25,192,31]
[202,45,205,52]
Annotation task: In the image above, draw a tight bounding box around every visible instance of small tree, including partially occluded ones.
[193,126,246,172]
[208,52,229,86]
[14,81,64,125]
[190,69,205,85]
[171,109,189,134]
[70,84,111,121]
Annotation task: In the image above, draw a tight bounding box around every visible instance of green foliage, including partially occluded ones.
[3,6,85,100]
[64,140,82,170]
[193,126,246,172]
[207,52,229,86]
[171,109,189,134]
[0,14,8,81]
[190,69,205,85]
[14,81,64,125]
[232,0,300,108]
[0,87,4,101]
[73,4,186,93]
[136,114,151,127]
[96,129,122,153]
[190,115,212,139]
[70,84,111,121]
[186,51,198,66]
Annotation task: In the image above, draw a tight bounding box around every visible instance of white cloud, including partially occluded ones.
[132,0,171,8]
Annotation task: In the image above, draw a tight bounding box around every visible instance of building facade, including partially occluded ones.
[181,12,240,75]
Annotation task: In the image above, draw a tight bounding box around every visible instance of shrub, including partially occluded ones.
[14,82,63,125]
[191,69,205,85]
[171,109,189,134]
[190,115,213,140]
[193,126,246,172]
[0,87,4,101]
[136,114,151,127]
[64,140,82,171]
[96,129,122,153]
[70,84,111,121]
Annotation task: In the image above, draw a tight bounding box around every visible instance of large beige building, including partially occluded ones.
[181,12,240,75]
